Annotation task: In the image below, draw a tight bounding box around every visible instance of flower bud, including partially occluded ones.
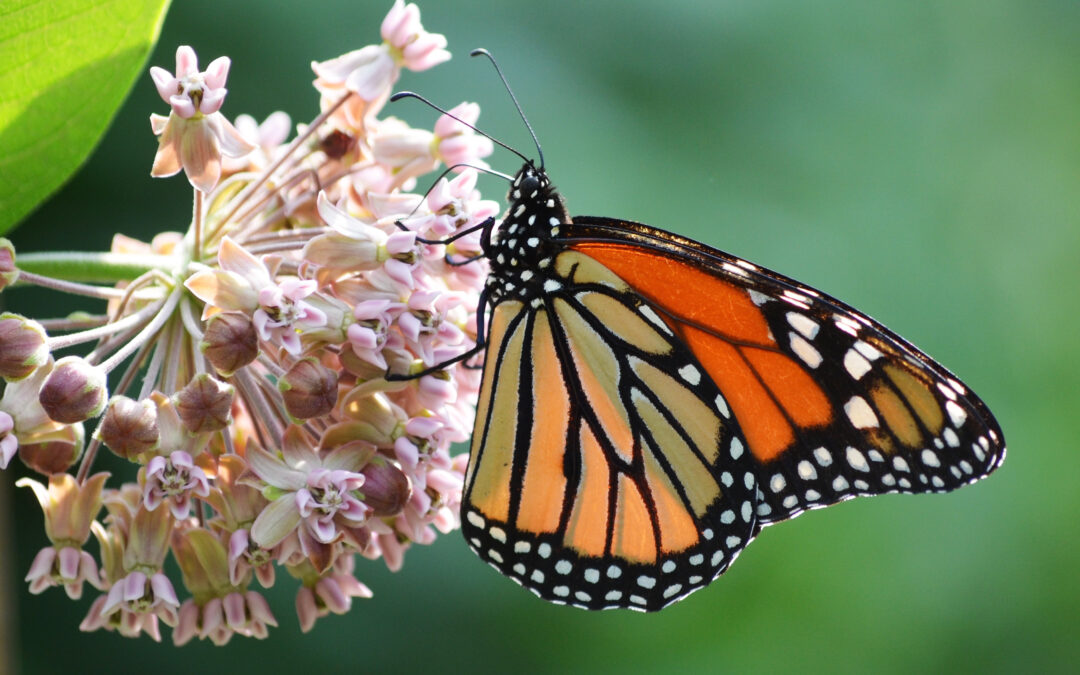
[337,390,404,445]
[279,358,338,420]
[19,428,85,474]
[96,396,159,459]
[175,374,234,433]
[0,314,48,381]
[200,311,258,376]
[360,457,411,517]
[0,238,19,291]
[38,356,107,424]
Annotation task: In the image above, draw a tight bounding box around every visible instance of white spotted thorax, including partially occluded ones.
[483,163,569,306]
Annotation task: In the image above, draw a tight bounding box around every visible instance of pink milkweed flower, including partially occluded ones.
[82,565,179,640]
[175,590,277,646]
[418,168,500,240]
[397,290,466,365]
[382,233,423,289]
[313,194,422,290]
[227,528,277,588]
[201,455,276,587]
[100,570,180,627]
[223,111,292,173]
[294,558,372,633]
[302,192,389,277]
[253,278,328,355]
[247,427,374,567]
[142,450,212,519]
[150,45,230,118]
[432,102,494,168]
[24,543,102,599]
[83,491,179,640]
[171,526,278,646]
[370,117,438,180]
[392,415,448,473]
[312,0,449,103]
[186,237,328,354]
[17,472,109,599]
[369,102,491,191]
[347,299,404,370]
[149,46,255,192]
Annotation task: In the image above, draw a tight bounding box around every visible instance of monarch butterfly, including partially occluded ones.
[395,52,1005,612]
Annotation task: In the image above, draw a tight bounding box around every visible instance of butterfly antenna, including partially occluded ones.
[395,162,513,234]
[470,48,544,169]
[390,91,531,165]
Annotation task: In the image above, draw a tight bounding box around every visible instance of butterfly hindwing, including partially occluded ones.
[462,249,760,611]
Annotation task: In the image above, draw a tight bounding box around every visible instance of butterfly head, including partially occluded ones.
[506,161,556,206]
[499,162,569,234]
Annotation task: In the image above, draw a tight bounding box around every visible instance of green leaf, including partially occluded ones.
[0,0,171,235]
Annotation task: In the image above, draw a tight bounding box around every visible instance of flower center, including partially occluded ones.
[178,74,207,109]
[260,297,300,325]
[311,485,345,513]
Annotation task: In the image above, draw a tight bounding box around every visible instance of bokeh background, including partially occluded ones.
[2,0,1077,672]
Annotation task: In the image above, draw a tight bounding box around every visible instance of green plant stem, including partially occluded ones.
[15,252,175,284]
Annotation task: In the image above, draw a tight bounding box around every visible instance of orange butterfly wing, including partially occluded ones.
[566,216,1005,524]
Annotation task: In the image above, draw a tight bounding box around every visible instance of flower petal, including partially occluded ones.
[250,495,302,548]
[245,443,307,491]
[178,118,222,192]
[218,237,273,290]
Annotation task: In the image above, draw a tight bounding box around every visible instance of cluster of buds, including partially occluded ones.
[2,0,496,645]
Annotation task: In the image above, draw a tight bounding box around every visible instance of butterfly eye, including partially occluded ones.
[517,174,540,197]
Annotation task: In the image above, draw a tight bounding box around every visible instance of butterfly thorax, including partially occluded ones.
[483,163,569,304]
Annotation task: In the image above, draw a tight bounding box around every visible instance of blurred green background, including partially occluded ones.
[2,0,1078,672]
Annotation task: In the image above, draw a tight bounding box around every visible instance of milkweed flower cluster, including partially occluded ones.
[2,0,496,645]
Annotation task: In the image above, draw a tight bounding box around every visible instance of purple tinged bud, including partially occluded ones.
[200,311,258,376]
[278,357,338,420]
[38,356,107,424]
[0,238,18,290]
[96,396,159,460]
[174,374,234,433]
[360,458,411,517]
[0,313,48,381]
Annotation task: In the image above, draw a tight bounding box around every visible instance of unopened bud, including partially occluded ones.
[200,311,258,376]
[338,390,404,445]
[279,358,337,420]
[19,429,85,475]
[96,396,159,459]
[360,457,411,517]
[38,356,107,424]
[0,238,19,291]
[175,374,234,433]
[0,314,48,381]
